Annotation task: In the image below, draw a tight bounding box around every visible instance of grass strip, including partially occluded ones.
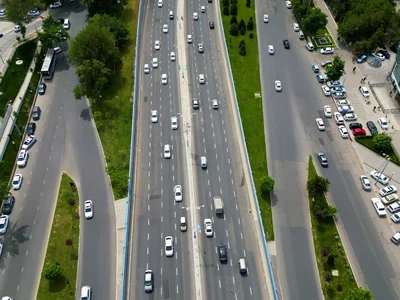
[355,136,400,166]
[307,156,357,299]
[89,0,139,199]
[0,40,41,186]
[0,40,37,116]
[220,1,273,238]
[37,173,80,300]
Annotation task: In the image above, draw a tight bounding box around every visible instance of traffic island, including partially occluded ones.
[307,156,358,299]
[37,173,80,300]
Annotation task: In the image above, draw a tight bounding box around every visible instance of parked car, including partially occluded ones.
[320,47,334,54]
[359,86,370,97]
[323,105,332,117]
[370,170,389,185]
[321,60,332,67]
[321,85,331,96]
[317,152,328,167]
[349,123,363,130]
[27,122,36,135]
[2,195,15,214]
[316,74,327,83]
[352,128,366,136]
[357,55,367,63]
[38,83,46,95]
[312,64,320,73]
[360,175,371,191]
[366,121,378,135]
[379,185,397,197]
[371,198,387,216]
[378,49,390,59]
[378,117,389,130]
[327,81,343,88]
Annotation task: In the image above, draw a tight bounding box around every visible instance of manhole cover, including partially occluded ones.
[16,60,23,65]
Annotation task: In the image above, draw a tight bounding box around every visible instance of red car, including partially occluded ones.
[352,128,366,136]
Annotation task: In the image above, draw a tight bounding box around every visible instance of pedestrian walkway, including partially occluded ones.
[114,197,127,300]
[314,0,338,42]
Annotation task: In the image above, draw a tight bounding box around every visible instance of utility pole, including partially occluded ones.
[374,154,390,186]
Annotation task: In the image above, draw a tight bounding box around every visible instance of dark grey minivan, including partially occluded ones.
[367,121,378,135]
[32,106,41,121]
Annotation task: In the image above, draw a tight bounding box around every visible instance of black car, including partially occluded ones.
[209,21,214,29]
[57,18,64,24]
[317,152,328,167]
[349,122,363,130]
[283,39,290,49]
[2,195,15,215]
[38,82,47,95]
[367,121,378,135]
[218,244,227,262]
[378,49,390,59]
[192,97,199,109]
[27,122,36,135]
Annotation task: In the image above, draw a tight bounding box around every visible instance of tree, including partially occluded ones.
[74,59,112,100]
[246,0,251,7]
[230,16,238,25]
[38,15,69,55]
[373,133,393,153]
[261,176,275,193]
[352,40,371,57]
[68,25,120,70]
[0,182,10,202]
[240,27,246,35]
[302,8,328,36]
[81,0,116,17]
[223,0,229,6]
[344,288,373,300]
[2,0,32,26]
[229,24,239,36]
[307,175,330,198]
[223,6,230,16]
[239,40,246,56]
[230,4,238,16]
[238,19,246,31]
[326,55,345,81]
[89,15,129,47]
[247,17,254,30]
[43,262,62,281]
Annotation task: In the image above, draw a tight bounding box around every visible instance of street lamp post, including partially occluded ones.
[375,154,390,186]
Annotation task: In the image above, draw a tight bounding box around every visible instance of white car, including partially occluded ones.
[63,19,70,30]
[84,200,93,219]
[321,85,331,96]
[199,74,205,84]
[161,74,168,85]
[154,40,160,50]
[320,47,334,54]
[275,80,282,92]
[359,86,370,97]
[330,86,347,93]
[201,6,206,12]
[187,34,193,43]
[28,9,40,16]
[391,212,400,223]
[327,81,344,88]
[336,99,350,106]
[370,170,389,185]
[174,185,182,202]
[17,150,28,167]
[388,202,400,213]
[198,43,204,53]
[12,174,23,190]
[371,198,387,216]
[204,218,213,237]
[212,99,219,109]
[285,1,292,8]
[268,45,274,55]
[0,215,9,234]
[379,185,397,197]
[80,286,91,300]
[50,2,63,8]
[344,113,357,121]
[170,52,176,61]
[164,144,171,159]
[360,175,371,191]
[338,105,354,113]
[144,64,150,74]
[14,25,21,33]
[338,125,348,138]
[324,105,332,118]
[171,116,178,130]
[263,14,269,23]
[152,58,158,68]
[158,0,163,7]
[193,12,199,20]
[293,23,299,32]
[316,118,325,131]
[334,112,344,125]
[378,117,389,130]
[165,236,174,257]
[151,110,158,123]
[22,135,36,150]
[163,24,169,33]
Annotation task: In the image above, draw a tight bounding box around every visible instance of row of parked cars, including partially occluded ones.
[356,49,391,64]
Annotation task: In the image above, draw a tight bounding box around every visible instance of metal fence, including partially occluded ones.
[216,1,279,299]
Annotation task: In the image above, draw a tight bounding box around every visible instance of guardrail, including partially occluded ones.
[216,1,279,299]
[119,0,145,297]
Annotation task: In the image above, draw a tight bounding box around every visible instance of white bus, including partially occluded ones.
[41,48,56,80]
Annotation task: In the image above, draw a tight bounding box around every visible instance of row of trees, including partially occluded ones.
[291,0,328,36]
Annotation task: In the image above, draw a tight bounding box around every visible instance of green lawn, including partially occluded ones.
[308,156,357,299]
[221,3,273,238]
[355,136,400,166]
[88,0,139,199]
[37,173,80,300]
[0,40,37,116]
[0,41,41,188]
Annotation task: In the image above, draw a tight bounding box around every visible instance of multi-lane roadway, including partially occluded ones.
[0,3,115,299]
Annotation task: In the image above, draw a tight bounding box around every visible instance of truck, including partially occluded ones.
[214,196,223,214]
[382,193,399,205]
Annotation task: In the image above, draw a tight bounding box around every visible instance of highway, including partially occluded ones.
[127,0,192,298]
[186,1,267,300]
[0,3,116,299]
[257,0,400,299]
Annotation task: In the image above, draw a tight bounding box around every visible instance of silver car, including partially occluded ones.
[360,175,371,191]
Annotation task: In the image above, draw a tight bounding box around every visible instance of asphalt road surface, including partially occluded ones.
[0,3,116,299]
[257,0,400,299]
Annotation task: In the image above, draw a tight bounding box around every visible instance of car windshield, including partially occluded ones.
[18,155,24,161]
[85,207,91,212]
[166,245,172,250]
[176,192,181,196]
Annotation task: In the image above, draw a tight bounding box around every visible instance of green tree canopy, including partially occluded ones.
[261,176,275,193]
[307,175,330,198]
[38,15,69,55]
[302,8,328,36]
[326,55,345,81]
[89,14,129,47]
[81,0,117,17]
[2,0,32,25]
[373,133,392,153]
[43,262,62,281]
[344,287,373,300]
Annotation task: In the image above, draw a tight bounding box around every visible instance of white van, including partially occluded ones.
[238,258,247,274]
[180,217,187,232]
[169,11,174,19]
[201,156,207,168]
[306,42,314,51]
[298,31,304,40]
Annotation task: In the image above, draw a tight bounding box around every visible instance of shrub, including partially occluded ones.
[223,6,230,16]
[246,0,251,7]
[373,133,392,153]
[238,19,246,31]
[230,0,237,4]
[249,33,254,39]
[68,198,75,206]
[325,274,334,282]
[247,17,254,30]
[337,284,343,292]
[223,0,229,6]
[230,4,238,16]
[230,16,238,25]
[229,24,239,36]
[261,176,275,193]
[239,41,246,56]
[240,27,246,35]
[327,254,335,267]
[321,247,330,256]
[43,262,62,281]
[65,238,73,246]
